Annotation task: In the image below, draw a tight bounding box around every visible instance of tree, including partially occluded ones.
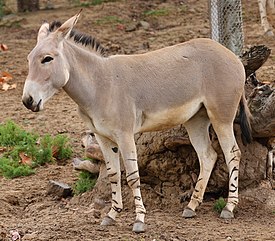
[17,0,39,13]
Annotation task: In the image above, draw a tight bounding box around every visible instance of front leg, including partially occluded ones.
[117,134,146,233]
[95,134,122,225]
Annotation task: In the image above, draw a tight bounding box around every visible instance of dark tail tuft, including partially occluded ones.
[239,94,252,145]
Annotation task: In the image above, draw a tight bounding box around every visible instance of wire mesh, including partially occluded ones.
[209,0,244,56]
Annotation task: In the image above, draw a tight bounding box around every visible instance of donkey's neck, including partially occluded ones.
[62,40,108,111]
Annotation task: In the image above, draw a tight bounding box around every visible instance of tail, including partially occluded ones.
[239,93,253,145]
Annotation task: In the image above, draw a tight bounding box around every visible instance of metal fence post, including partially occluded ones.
[209,0,244,56]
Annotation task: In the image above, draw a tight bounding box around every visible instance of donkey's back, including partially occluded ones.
[107,38,245,133]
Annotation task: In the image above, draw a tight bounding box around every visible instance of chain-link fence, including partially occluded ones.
[209,0,244,56]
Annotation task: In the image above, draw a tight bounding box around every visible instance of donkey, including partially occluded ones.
[22,12,252,233]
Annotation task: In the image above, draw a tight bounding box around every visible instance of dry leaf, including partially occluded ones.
[116,24,125,30]
[52,145,59,158]
[1,83,17,91]
[2,83,10,91]
[0,146,7,153]
[0,71,13,83]
[0,44,8,51]
[0,71,16,91]
[19,152,32,166]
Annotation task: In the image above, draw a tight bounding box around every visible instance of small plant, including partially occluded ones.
[73,170,98,195]
[213,197,227,213]
[0,120,72,178]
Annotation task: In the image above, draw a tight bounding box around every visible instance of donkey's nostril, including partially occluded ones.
[22,96,34,109]
[28,96,33,105]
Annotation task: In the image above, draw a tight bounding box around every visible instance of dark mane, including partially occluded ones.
[49,20,62,32]
[48,20,106,56]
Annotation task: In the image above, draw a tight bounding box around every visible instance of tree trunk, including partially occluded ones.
[17,0,39,12]
[248,83,275,138]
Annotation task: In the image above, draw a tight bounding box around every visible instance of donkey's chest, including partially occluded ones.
[137,99,203,133]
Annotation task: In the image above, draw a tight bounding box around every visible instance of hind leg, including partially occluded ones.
[211,122,241,219]
[183,108,218,217]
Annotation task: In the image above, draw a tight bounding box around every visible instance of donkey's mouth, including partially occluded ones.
[31,99,42,112]
[22,97,42,112]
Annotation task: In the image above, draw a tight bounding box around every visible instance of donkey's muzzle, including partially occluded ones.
[22,96,42,112]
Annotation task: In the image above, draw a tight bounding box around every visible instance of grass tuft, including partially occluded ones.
[0,157,35,178]
[0,0,5,19]
[73,170,98,195]
[144,8,169,17]
[213,197,227,213]
[95,15,125,25]
[0,120,72,178]
[71,0,120,7]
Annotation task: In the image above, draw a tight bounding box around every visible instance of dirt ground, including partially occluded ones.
[1,0,275,240]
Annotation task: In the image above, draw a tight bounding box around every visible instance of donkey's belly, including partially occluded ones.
[137,99,203,133]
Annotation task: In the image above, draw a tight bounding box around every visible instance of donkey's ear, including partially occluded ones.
[37,22,50,43]
[56,10,82,39]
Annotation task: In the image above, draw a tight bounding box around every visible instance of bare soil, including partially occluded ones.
[1,0,275,240]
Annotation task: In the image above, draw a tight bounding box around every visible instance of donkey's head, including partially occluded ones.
[22,12,81,112]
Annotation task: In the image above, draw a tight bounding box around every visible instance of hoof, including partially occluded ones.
[100,216,116,226]
[182,207,196,218]
[133,220,146,233]
[220,208,234,219]
[265,29,274,37]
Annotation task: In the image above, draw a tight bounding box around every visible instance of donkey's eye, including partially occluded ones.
[41,56,54,64]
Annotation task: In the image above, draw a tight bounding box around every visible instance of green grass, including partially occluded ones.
[144,8,169,17]
[0,157,35,178]
[0,120,72,178]
[95,15,125,25]
[213,197,227,213]
[0,0,4,19]
[73,170,98,195]
[71,0,119,7]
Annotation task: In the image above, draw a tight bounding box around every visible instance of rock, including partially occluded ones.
[125,23,137,32]
[22,232,38,240]
[47,180,72,199]
[139,20,150,30]
[81,131,104,160]
[72,158,101,174]
[0,16,25,28]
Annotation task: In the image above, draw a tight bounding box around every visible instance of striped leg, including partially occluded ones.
[258,0,274,35]
[117,134,146,233]
[95,134,122,225]
[268,0,275,9]
[212,123,241,219]
[182,108,218,217]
